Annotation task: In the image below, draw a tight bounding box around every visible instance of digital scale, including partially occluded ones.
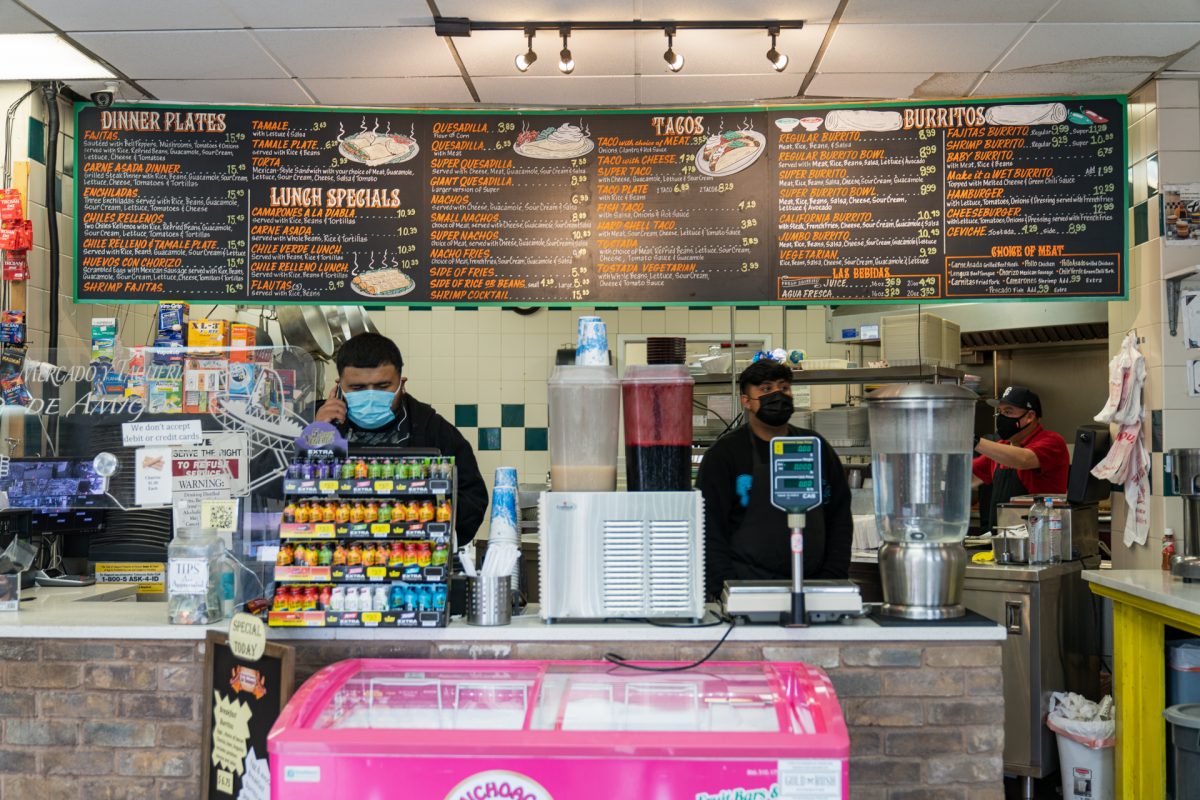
[721,436,864,625]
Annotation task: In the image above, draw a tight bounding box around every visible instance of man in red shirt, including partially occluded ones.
[972,385,1070,531]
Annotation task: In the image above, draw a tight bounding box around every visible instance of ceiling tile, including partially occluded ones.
[821,24,1026,72]
[137,79,313,105]
[637,74,800,105]
[256,28,460,78]
[842,0,1052,24]
[632,26,827,77]
[22,0,243,30]
[805,73,934,99]
[436,1,636,21]
[1173,44,1200,71]
[73,31,288,80]
[306,77,475,106]
[473,76,636,106]
[638,0,841,23]
[456,30,635,78]
[997,23,1200,73]
[974,71,1148,96]
[1044,0,1200,23]
[0,0,51,33]
[223,0,432,28]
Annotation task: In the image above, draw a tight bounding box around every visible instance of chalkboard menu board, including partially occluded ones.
[75,96,1126,306]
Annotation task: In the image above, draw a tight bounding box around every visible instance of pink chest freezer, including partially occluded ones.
[268,658,849,800]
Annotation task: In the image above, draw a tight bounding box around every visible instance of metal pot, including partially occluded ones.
[277,306,335,359]
[343,306,379,337]
[992,528,1030,564]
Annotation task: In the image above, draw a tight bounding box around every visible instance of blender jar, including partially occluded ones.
[621,364,694,491]
[866,383,977,544]
[548,365,619,491]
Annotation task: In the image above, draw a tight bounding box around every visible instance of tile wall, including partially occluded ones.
[1109,78,1200,567]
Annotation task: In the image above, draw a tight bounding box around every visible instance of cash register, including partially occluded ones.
[721,436,863,624]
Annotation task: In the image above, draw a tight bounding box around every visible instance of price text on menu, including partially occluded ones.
[74,97,1126,305]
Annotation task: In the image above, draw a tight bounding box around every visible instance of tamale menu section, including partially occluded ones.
[74,96,1126,306]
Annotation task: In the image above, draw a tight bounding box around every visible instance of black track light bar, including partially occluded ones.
[434,17,804,36]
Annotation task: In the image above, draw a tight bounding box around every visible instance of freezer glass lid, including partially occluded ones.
[527,664,807,734]
[312,666,540,731]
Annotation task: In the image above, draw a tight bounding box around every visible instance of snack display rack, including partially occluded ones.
[268,453,456,629]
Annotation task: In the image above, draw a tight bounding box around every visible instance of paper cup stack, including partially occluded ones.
[575,316,608,366]
[482,467,522,596]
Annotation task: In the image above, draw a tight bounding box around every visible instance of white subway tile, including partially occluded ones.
[452,381,478,404]
[500,381,525,403]
[525,379,548,405]
[478,307,502,334]
[526,403,548,427]
[478,403,501,427]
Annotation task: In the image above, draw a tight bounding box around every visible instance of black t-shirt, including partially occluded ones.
[696,425,853,598]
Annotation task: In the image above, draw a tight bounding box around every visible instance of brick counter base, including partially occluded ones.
[0,637,1003,800]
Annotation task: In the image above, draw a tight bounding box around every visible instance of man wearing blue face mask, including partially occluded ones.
[316,332,488,545]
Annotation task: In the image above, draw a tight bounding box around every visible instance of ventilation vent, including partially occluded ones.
[602,520,646,612]
[961,322,1108,349]
[648,520,692,613]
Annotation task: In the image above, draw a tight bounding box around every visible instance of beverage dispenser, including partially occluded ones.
[866,383,977,619]
[1169,448,1200,582]
[621,364,694,491]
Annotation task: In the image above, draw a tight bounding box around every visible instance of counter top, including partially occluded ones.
[1083,569,1200,617]
[853,548,1090,582]
[1,584,1005,643]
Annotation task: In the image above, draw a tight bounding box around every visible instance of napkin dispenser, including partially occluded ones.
[538,491,705,623]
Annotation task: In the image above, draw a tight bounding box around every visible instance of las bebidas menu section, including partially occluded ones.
[76,97,1125,305]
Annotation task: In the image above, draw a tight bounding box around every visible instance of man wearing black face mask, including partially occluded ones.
[696,360,853,600]
[972,385,1069,532]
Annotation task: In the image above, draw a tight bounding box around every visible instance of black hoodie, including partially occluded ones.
[328,392,489,546]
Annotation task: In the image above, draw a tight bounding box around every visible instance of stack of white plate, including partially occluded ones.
[813,407,869,443]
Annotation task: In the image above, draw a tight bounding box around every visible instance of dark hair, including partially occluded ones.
[335,332,404,375]
[738,360,792,395]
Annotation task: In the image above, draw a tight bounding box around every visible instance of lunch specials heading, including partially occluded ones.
[74,96,1126,305]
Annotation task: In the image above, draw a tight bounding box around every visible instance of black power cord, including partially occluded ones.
[603,615,738,673]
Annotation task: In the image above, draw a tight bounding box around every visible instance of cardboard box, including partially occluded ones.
[881,312,946,364]
[183,358,228,414]
[187,319,229,350]
[147,377,182,414]
[230,323,256,361]
[91,317,117,363]
[156,302,188,336]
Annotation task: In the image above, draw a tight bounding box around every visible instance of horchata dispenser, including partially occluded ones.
[866,383,977,620]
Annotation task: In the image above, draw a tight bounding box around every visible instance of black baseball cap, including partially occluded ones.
[988,385,1042,417]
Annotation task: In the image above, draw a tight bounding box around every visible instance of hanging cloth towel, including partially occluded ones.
[1091,332,1149,546]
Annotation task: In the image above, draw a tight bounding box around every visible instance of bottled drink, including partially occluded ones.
[1046,498,1063,564]
[1163,528,1176,571]
[1027,497,1049,564]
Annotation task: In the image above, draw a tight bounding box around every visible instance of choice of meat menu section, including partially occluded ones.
[75,96,1126,306]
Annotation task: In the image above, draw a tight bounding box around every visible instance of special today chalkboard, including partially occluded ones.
[74,95,1126,306]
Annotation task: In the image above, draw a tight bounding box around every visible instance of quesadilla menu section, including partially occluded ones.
[75,97,1126,306]
[769,97,1125,301]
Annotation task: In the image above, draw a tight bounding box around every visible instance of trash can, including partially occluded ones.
[1169,641,1200,705]
[1165,704,1200,800]
[1046,693,1115,800]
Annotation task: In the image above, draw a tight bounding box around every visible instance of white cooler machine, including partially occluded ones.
[539,491,706,623]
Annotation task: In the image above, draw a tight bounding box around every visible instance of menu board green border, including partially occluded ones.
[73,94,1128,308]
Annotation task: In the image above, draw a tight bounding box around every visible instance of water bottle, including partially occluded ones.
[1026,497,1049,564]
[1046,498,1063,564]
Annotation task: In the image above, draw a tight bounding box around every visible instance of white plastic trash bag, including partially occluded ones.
[1047,692,1116,749]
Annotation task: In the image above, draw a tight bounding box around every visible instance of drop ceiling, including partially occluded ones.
[4,0,1200,107]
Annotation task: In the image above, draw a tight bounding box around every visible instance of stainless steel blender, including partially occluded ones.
[1169,448,1200,582]
[866,384,978,619]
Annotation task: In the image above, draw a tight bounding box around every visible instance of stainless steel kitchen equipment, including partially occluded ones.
[997,493,1101,562]
[1169,447,1200,582]
[961,560,1100,793]
[866,383,978,619]
[991,527,1030,564]
[538,491,705,622]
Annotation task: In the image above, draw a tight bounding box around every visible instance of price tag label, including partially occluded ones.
[318,480,339,492]
[314,523,335,536]
[370,523,390,535]
[374,480,394,492]
[365,567,386,579]
[360,612,382,625]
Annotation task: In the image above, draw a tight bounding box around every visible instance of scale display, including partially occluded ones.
[769,436,823,514]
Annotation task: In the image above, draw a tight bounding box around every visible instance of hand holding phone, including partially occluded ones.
[316,383,348,426]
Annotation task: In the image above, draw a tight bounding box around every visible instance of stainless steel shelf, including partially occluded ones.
[790,365,964,385]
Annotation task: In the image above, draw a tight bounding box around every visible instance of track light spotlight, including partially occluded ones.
[515,28,537,72]
[558,29,574,74]
[766,27,788,72]
[663,29,684,72]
